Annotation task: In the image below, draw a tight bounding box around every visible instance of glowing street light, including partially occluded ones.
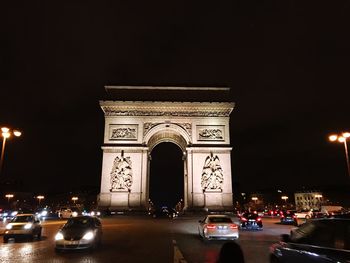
[251,197,258,204]
[281,196,288,203]
[329,132,350,178]
[71,197,78,204]
[37,195,45,205]
[5,194,14,203]
[0,127,22,175]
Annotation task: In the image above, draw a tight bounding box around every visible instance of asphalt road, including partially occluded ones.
[0,215,296,263]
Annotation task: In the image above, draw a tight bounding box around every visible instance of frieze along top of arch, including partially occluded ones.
[100,101,235,117]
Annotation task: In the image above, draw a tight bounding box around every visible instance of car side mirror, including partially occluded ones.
[281,234,291,242]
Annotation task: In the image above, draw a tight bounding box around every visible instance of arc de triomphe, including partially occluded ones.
[98,86,235,211]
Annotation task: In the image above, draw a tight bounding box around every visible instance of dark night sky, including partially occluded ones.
[1,1,350,196]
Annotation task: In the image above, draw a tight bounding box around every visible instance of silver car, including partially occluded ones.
[198,215,239,241]
[3,214,42,242]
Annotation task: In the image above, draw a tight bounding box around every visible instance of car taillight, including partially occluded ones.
[292,215,296,218]
[229,224,238,229]
[241,217,247,222]
[281,215,285,218]
[257,217,262,221]
[206,224,216,229]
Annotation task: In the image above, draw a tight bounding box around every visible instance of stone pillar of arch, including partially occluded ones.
[98,98,235,212]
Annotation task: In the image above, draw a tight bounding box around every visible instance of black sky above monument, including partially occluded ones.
[1,1,350,195]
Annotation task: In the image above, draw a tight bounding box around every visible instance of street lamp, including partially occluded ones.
[71,197,78,204]
[5,194,14,203]
[251,197,258,203]
[37,195,45,205]
[329,132,350,177]
[281,195,288,203]
[0,127,22,175]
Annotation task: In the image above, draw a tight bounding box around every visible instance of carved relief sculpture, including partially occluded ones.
[198,127,224,140]
[110,151,133,191]
[110,127,137,140]
[201,152,223,191]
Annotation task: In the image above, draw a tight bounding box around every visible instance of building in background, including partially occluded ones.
[294,191,323,210]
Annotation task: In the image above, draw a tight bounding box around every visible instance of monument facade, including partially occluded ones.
[98,87,235,211]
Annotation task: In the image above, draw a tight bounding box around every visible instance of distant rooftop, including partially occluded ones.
[104,86,233,102]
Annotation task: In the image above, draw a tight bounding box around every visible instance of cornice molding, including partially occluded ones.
[100,101,235,117]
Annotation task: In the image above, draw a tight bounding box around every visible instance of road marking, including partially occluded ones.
[173,240,187,263]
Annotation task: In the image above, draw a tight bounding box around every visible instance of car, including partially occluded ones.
[35,207,58,220]
[0,210,18,221]
[280,210,298,225]
[3,214,42,242]
[150,206,177,218]
[57,207,79,219]
[239,212,263,230]
[198,214,239,241]
[270,218,350,263]
[294,209,313,219]
[82,209,101,217]
[54,216,102,251]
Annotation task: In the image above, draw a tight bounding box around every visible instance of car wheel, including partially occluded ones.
[3,237,9,243]
[305,215,310,219]
[55,248,62,253]
[201,231,209,242]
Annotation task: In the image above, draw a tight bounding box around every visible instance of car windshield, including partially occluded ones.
[12,215,34,223]
[65,218,93,228]
[209,217,232,223]
[242,213,258,219]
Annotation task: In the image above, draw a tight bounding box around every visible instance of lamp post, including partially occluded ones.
[37,195,45,206]
[0,127,22,175]
[5,194,14,203]
[329,132,350,178]
[281,195,288,205]
[251,197,258,204]
[71,197,78,204]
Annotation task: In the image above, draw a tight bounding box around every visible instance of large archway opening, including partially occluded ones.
[149,142,184,208]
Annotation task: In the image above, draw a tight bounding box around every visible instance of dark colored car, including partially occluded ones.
[270,218,350,263]
[239,212,263,230]
[280,210,298,225]
[54,216,102,251]
[150,207,177,218]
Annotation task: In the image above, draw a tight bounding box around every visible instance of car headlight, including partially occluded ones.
[96,212,101,216]
[55,232,64,241]
[41,211,48,217]
[6,224,12,230]
[72,211,78,217]
[82,231,94,240]
[24,223,33,229]
[11,211,18,217]
[90,211,95,216]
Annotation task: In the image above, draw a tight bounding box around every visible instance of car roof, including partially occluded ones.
[207,214,230,218]
[15,213,35,216]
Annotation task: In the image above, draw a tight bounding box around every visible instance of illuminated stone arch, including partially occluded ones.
[98,87,235,211]
[145,123,190,152]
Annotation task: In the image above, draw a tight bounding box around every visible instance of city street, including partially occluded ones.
[0,214,296,263]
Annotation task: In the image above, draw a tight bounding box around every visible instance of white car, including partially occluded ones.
[57,208,78,219]
[198,215,239,241]
[294,210,313,219]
